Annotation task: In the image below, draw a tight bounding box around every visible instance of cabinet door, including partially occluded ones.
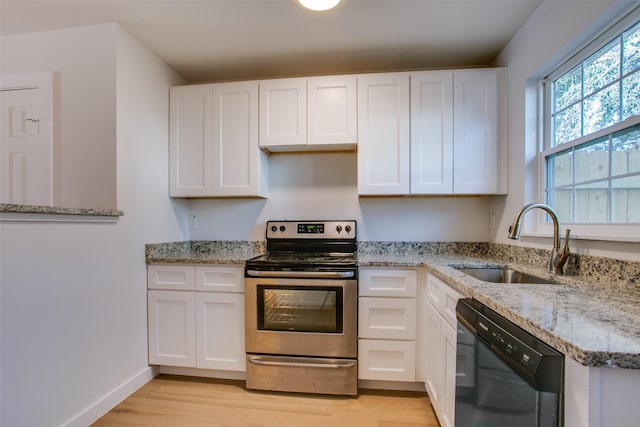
[358,297,416,340]
[358,339,416,382]
[169,85,213,197]
[357,73,410,195]
[307,75,357,146]
[427,273,464,328]
[425,302,443,413]
[410,71,454,194]
[148,291,196,367]
[196,293,245,371]
[441,319,458,427]
[453,69,504,194]
[212,82,266,197]
[195,266,244,293]
[259,78,307,148]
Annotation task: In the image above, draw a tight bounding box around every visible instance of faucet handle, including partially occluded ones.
[560,229,571,258]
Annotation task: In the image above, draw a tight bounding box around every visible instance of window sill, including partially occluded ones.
[0,204,123,223]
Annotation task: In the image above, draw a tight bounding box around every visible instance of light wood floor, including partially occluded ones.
[92,375,440,427]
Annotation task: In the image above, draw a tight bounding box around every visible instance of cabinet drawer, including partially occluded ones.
[358,297,416,340]
[358,339,416,382]
[359,268,417,297]
[427,273,464,328]
[196,266,244,293]
[148,265,195,290]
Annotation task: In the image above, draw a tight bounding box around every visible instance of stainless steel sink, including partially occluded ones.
[455,267,557,284]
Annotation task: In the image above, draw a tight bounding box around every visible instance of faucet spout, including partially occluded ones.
[508,203,570,274]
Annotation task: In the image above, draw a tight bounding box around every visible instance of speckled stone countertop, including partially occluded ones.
[146,240,265,265]
[0,203,123,217]
[358,242,640,369]
[146,239,640,369]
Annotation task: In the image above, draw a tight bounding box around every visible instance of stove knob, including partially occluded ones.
[279,225,286,232]
[345,225,352,233]
[336,225,342,233]
[271,225,277,232]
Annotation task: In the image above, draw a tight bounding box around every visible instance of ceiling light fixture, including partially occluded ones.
[298,0,341,11]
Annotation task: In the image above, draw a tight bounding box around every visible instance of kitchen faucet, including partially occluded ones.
[508,203,571,274]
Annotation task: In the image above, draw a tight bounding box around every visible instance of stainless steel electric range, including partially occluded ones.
[244,220,358,396]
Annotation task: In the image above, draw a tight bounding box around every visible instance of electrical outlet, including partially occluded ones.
[489,212,496,230]
[189,215,198,230]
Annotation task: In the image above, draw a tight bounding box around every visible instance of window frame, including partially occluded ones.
[538,6,640,242]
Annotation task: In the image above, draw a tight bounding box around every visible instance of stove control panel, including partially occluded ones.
[266,220,356,239]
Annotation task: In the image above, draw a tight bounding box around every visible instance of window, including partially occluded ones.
[543,13,640,236]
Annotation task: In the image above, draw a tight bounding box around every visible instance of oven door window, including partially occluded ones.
[257,285,343,333]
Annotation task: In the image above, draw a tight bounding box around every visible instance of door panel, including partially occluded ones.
[1,87,53,205]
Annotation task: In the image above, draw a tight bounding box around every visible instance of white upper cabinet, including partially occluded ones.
[170,81,267,198]
[453,69,506,194]
[170,84,212,197]
[410,71,454,194]
[259,75,357,151]
[212,82,267,197]
[307,76,357,147]
[259,78,307,148]
[357,73,410,195]
[362,68,506,196]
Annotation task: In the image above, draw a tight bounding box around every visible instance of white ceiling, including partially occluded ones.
[0,0,543,83]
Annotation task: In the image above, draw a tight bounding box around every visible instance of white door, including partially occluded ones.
[410,71,454,194]
[441,320,458,427]
[259,78,307,148]
[195,292,245,371]
[212,82,265,197]
[1,87,53,205]
[453,69,502,194]
[148,290,196,367]
[357,73,410,195]
[307,75,357,146]
[169,84,213,197]
[425,303,443,412]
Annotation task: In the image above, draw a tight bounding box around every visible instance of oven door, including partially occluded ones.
[245,276,357,358]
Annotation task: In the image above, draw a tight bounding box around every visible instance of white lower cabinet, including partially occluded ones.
[148,290,197,367]
[358,268,417,382]
[425,273,466,427]
[147,265,245,373]
[195,292,245,371]
[358,339,416,382]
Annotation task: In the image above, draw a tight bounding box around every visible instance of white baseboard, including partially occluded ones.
[62,366,158,427]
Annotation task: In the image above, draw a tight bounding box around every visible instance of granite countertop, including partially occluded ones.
[360,252,640,369]
[0,203,123,217]
[145,240,265,265]
[146,239,640,369]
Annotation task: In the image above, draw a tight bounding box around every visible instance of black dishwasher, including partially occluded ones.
[455,298,564,427]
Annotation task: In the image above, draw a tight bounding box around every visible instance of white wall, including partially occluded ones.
[0,23,189,427]
[1,24,117,210]
[189,152,493,242]
[492,0,640,261]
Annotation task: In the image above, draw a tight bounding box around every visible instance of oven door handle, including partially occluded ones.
[247,356,356,370]
[245,270,355,279]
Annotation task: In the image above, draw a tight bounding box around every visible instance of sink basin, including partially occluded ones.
[456,267,557,284]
